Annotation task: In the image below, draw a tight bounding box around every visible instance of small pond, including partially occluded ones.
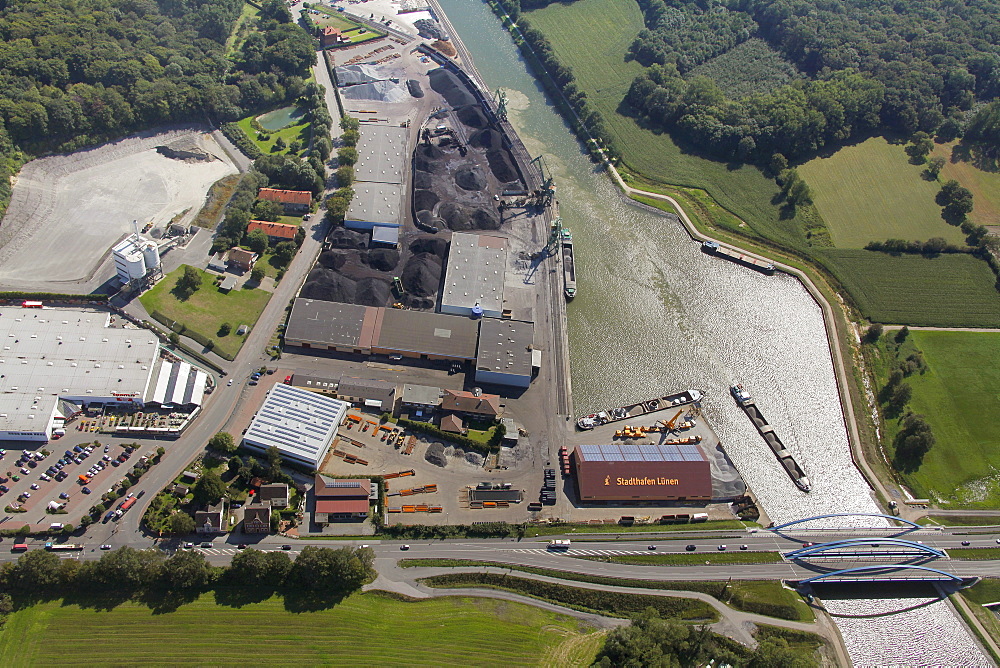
[257,106,305,131]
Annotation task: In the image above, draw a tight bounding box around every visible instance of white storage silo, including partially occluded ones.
[123,247,147,281]
[142,240,160,271]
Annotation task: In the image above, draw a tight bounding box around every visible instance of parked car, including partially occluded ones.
[39,474,50,481]
[100,544,112,550]
[183,543,194,549]
[82,487,92,494]
[200,542,212,548]
[29,483,38,490]
[59,492,69,499]
[104,445,110,453]
[249,380,258,386]
[0,485,9,493]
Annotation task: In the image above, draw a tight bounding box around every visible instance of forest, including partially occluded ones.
[626,0,1000,162]
[0,0,316,219]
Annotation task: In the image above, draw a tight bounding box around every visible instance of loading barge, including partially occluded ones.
[562,229,576,300]
[702,241,775,276]
[730,384,810,492]
[577,389,702,430]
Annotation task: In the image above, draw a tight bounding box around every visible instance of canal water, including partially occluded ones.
[434,0,990,663]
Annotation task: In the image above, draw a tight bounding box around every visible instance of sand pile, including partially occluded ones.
[366,248,399,271]
[470,128,503,149]
[428,68,476,107]
[355,277,391,306]
[301,268,356,303]
[455,166,487,191]
[486,149,518,183]
[407,79,424,98]
[401,253,443,296]
[456,105,488,129]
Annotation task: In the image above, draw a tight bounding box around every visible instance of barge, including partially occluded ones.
[702,241,775,276]
[562,229,576,299]
[730,384,810,492]
[577,389,702,430]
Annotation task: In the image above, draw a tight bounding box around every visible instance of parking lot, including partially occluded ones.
[0,437,152,531]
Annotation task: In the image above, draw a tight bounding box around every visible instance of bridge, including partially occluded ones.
[770,513,922,532]
[792,564,975,587]
[784,537,946,560]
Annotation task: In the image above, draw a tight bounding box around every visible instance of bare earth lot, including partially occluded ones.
[0,128,237,290]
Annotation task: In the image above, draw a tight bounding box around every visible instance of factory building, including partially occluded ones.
[475,319,535,388]
[344,125,407,233]
[284,299,378,353]
[112,232,160,285]
[242,383,349,470]
[0,307,160,441]
[344,183,403,231]
[572,443,712,503]
[440,233,506,318]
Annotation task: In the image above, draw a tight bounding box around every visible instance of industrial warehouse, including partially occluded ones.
[571,443,713,503]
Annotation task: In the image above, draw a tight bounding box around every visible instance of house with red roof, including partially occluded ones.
[258,188,312,213]
[312,475,370,523]
[248,220,297,241]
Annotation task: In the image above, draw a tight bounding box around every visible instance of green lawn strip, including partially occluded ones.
[952,591,1000,666]
[871,331,1000,503]
[400,559,811,622]
[276,214,303,226]
[419,572,718,621]
[525,520,752,536]
[950,548,1000,560]
[577,552,782,566]
[140,265,271,359]
[235,112,310,157]
[799,137,964,248]
[0,592,596,666]
[922,517,1000,527]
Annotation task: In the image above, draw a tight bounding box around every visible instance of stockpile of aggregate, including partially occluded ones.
[413,155,440,173]
[365,248,399,271]
[486,149,518,183]
[413,189,440,211]
[354,277,391,306]
[425,442,447,468]
[317,250,351,270]
[341,80,409,103]
[328,228,367,249]
[415,210,444,231]
[470,128,503,149]
[418,144,445,160]
[456,105,488,129]
[401,253,443,296]
[455,166,487,191]
[470,207,501,230]
[428,68,476,107]
[410,236,448,258]
[437,201,468,230]
[414,18,445,40]
[413,171,433,189]
[407,79,424,98]
[300,268,356,303]
[335,63,382,86]
[405,295,435,309]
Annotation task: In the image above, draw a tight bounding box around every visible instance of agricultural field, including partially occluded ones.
[236,107,311,157]
[870,331,1000,506]
[816,249,1000,327]
[0,593,602,666]
[687,38,800,100]
[932,141,1000,228]
[799,137,964,248]
[140,265,271,359]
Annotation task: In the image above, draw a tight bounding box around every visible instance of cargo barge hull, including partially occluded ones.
[731,384,810,492]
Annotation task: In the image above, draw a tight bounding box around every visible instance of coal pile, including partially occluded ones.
[413,171,432,189]
[317,250,352,270]
[405,295,435,309]
[438,201,470,230]
[328,228,367,249]
[410,236,448,258]
[413,155,440,173]
[470,128,503,149]
[413,189,440,211]
[455,166,487,191]
[401,253,443,296]
[407,79,424,98]
[456,105,488,129]
[418,144,445,160]
[415,210,443,231]
[471,207,501,230]
[428,68,476,107]
[366,248,399,271]
[486,149,519,183]
[301,268,356,303]
[414,18,445,40]
[355,277,391,306]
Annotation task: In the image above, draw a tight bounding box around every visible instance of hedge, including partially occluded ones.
[0,293,107,303]
[221,121,263,160]
[420,572,718,620]
[397,417,498,454]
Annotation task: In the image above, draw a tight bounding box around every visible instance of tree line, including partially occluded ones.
[0,0,317,221]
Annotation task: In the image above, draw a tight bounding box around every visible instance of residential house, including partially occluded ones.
[440,413,465,434]
[258,188,312,213]
[400,384,442,416]
[248,220,298,242]
[195,500,227,534]
[259,483,289,509]
[440,388,502,420]
[320,26,347,48]
[242,502,272,534]
[228,247,258,273]
[313,475,370,523]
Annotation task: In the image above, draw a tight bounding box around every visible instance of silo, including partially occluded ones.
[142,240,160,271]
[123,247,147,281]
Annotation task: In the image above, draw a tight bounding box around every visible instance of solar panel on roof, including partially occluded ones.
[623,452,643,461]
[603,451,623,461]
[327,481,361,488]
[639,448,664,461]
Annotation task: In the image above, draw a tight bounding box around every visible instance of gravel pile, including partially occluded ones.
[301,268,356,303]
[470,128,503,149]
[486,149,518,183]
[335,63,382,85]
[424,442,448,468]
[456,105,488,129]
[401,253,443,296]
[355,277,391,306]
[413,189,440,211]
[366,248,399,271]
[341,80,409,103]
[414,18,445,40]
[455,166,487,191]
[407,79,424,98]
[428,68,476,107]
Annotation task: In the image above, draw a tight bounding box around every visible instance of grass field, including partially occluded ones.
[816,249,1000,327]
[871,331,1000,505]
[933,141,1000,228]
[313,6,385,42]
[799,137,964,248]
[0,592,600,666]
[140,265,271,359]
[225,2,261,58]
[687,38,800,100]
[236,109,310,158]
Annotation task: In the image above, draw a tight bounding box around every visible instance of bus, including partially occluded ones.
[11,544,28,552]
[20,301,43,308]
[44,543,83,551]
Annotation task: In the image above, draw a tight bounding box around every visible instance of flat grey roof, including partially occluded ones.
[243,383,349,467]
[0,307,159,432]
[476,319,533,377]
[286,299,367,348]
[372,225,399,245]
[337,376,395,401]
[345,183,403,227]
[354,125,407,185]
[376,309,479,360]
[401,383,442,406]
[441,233,506,314]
